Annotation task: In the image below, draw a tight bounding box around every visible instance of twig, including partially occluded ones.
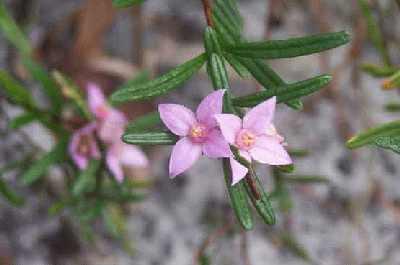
[201,0,213,27]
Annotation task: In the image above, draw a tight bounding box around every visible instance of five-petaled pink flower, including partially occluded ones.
[159,90,232,178]
[215,97,292,185]
[69,122,101,170]
[69,83,149,182]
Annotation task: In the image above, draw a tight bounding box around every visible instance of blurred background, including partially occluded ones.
[1,0,400,264]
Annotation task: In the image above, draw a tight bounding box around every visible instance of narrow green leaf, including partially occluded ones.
[226,31,350,59]
[0,178,24,206]
[288,149,309,157]
[122,131,177,145]
[246,172,276,225]
[358,0,390,65]
[126,111,162,133]
[374,135,400,154]
[361,63,398,77]
[282,175,329,184]
[231,149,276,225]
[212,5,241,42]
[21,137,68,185]
[347,120,400,149]
[384,102,400,112]
[224,53,251,78]
[72,160,101,196]
[222,159,253,230]
[214,0,242,33]
[8,112,36,129]
[111,54,206,104]
[22,57,63,113]
[383,70,400,90]
[207,53,230,90]
[112,0,145,8]
[234,57,302,110]
[0,70,35,109]
[0,2,31,55]
[103,205,126,239]
[232,74,332,107]
[204,27,223,58]
[276,164,295,174]
[52,71,91,119]
[280,233,311,262]
[115,71,150,94]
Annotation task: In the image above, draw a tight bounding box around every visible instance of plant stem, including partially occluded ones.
[201,0,213,27]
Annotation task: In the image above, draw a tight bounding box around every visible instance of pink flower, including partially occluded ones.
[69,123,101,169]
[106,140,149,182]
[159,90,231,178]
[215,97,292,185]
[86,83,148,182]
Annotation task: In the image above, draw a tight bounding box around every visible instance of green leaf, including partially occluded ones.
[361,63,398,77]
[233,57,302,110]
[115,71,150,94]
[0,70,35,109]
[280,233,311,262]
[103,205,126,239]
[213,0,243,33]
[384,102,400,112]
[22,57,63,113]
[111,54,207,104]
[204,27,223,58]
[222,159,253,230]
[245,172,276,225]
[223,53,250,78]
[52,71,91,119]
[8,112,37,129]
[0,2,31,55]
[21,137,68,185]
[282,175,329,184]
[126,111,162,133]
[112,0,145,8]
[276,164,295,173]
[374,135,400,154]
[207,53,230,90]
[0,178,24,206]
[72,160,101,196]
[226,31,350,59]
[346,120,400,149]
[358,0,390,65]
[232,74,332,107]
[122,131,177,145]
[383,70,400,90]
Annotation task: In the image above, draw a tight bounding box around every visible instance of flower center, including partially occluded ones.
[189,123,208,143]
[236,129,256,150]
[78,134,92,156]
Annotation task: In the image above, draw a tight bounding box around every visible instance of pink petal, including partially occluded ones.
[98,109,127,144]
[202,129,231,158]
[230,158,248,186]
[119,143,149,167]
[196,90,225,127]
[169,137,202,178]
[249,135,292,165]
[159,104,197,136]
[69,123,98,169]
[87,83,109,120]
[106,148,124,182]
[243,97,276,135]
[214,114,242,144]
